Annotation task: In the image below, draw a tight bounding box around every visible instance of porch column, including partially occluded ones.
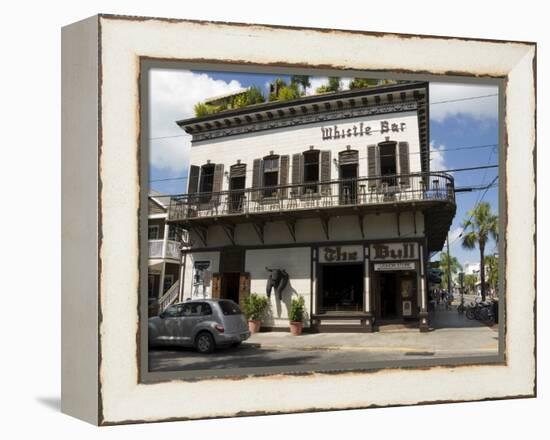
[162,223,170,259]
[363,251,374,332]
[418,243,429,332]
[178,252,186,302]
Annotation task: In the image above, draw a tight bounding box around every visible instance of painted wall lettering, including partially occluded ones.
[321,120,406,141]
[319,245,364,263]
[370,243,418,261]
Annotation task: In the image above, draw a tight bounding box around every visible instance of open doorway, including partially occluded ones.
[220,272,240,304]
[320,264,364,313]
[340,163,358,204]
[378,272,399,320]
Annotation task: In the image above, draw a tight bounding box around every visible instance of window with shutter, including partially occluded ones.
[188,165,200,194]
[262,154,280,198]
[379,141,397,187]
[198,163,215,203]
[279,155,290,198]
[229,163,246,212]
[291,153,304,197]
[303,150,320,193]
[339,150,358,204]
[211,164,224,205]
[398,142,410,186]
[251,158,262,201]
[320,150,332,196]
[367,145,379,189]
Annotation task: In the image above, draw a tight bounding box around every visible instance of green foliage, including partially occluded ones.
[193,102,216,117]
[464,274,478,294]
[288,296,305,322]
[290,75,311,93]
[315,76,342,94]
[484,254,498,292]
[242,293,269,321]
[193,86,266,117]
[245,86,266,105]
[277,84,301,101]
[461,202,498,299]
[438,251,462,288]
[267,78,302,102]
[348,78,380,89]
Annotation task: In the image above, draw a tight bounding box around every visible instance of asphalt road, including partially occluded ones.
[148,342,497,372]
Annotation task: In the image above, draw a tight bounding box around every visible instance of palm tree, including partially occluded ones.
[439,251,462,291]
[290,75,311,94]
[484,254,499,295]
[461,202,499,300]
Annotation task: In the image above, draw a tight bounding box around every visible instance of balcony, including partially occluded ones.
[148,239,183,260]
[167,172,456,252]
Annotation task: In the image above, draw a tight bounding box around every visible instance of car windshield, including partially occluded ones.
[218,300,242,315]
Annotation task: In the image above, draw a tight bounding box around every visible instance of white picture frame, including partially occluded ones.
[61,14,536,425]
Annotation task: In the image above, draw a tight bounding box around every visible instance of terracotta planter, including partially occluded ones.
[248,320,262,334]
[289,321,303,336]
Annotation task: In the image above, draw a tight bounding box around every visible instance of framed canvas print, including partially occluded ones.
[61,14,536,425]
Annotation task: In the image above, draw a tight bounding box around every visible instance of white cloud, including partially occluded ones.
[430,140,448,172]
[148,69,243,173]
[429,82,498,122]
[304,76,353,95]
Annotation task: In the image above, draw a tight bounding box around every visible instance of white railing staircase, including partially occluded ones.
[157,279,180,313]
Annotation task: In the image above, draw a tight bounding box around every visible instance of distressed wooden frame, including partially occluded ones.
[61,14,536,425]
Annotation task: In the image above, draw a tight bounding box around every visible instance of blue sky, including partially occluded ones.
[148,69,499,267]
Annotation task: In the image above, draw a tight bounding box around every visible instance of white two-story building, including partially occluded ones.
[168,81,455,332]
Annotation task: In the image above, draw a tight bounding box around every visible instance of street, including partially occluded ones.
[149,308,499,372]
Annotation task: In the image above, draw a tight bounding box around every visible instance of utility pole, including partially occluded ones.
[446,233,452,295]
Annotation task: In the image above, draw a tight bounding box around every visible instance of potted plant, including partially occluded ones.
[288,296,305,336]
[242,293,269,333]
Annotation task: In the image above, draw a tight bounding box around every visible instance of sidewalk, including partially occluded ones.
[248,310,498,355]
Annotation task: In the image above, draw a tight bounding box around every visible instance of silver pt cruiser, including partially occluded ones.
[148,299,250,354]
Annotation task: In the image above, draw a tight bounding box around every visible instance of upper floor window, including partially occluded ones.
[379,141,397,186]
[199,163,215,194]
[368,140,410,188]
[168,225,178,241]
[303,150,320,193]
[148,225,159,240]
[187,162,225,204]
[263,155,280,197]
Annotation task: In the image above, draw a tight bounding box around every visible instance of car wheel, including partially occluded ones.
[195,332,215,354]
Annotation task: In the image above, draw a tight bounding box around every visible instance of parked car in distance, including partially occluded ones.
[148,299,250,353]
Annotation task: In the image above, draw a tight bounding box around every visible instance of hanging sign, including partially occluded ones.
[374,262,416,271]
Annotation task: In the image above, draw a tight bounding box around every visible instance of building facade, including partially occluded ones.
[168,82,455,331]
[148,192,189,316]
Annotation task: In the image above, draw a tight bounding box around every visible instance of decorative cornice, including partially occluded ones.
[191,101,418,144]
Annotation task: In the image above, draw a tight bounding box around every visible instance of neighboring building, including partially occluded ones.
[148,191,189,315]
[167,82,456,331]
[464,262,480,276]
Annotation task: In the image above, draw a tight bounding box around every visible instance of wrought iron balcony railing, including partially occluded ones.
[167,172,455,222]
